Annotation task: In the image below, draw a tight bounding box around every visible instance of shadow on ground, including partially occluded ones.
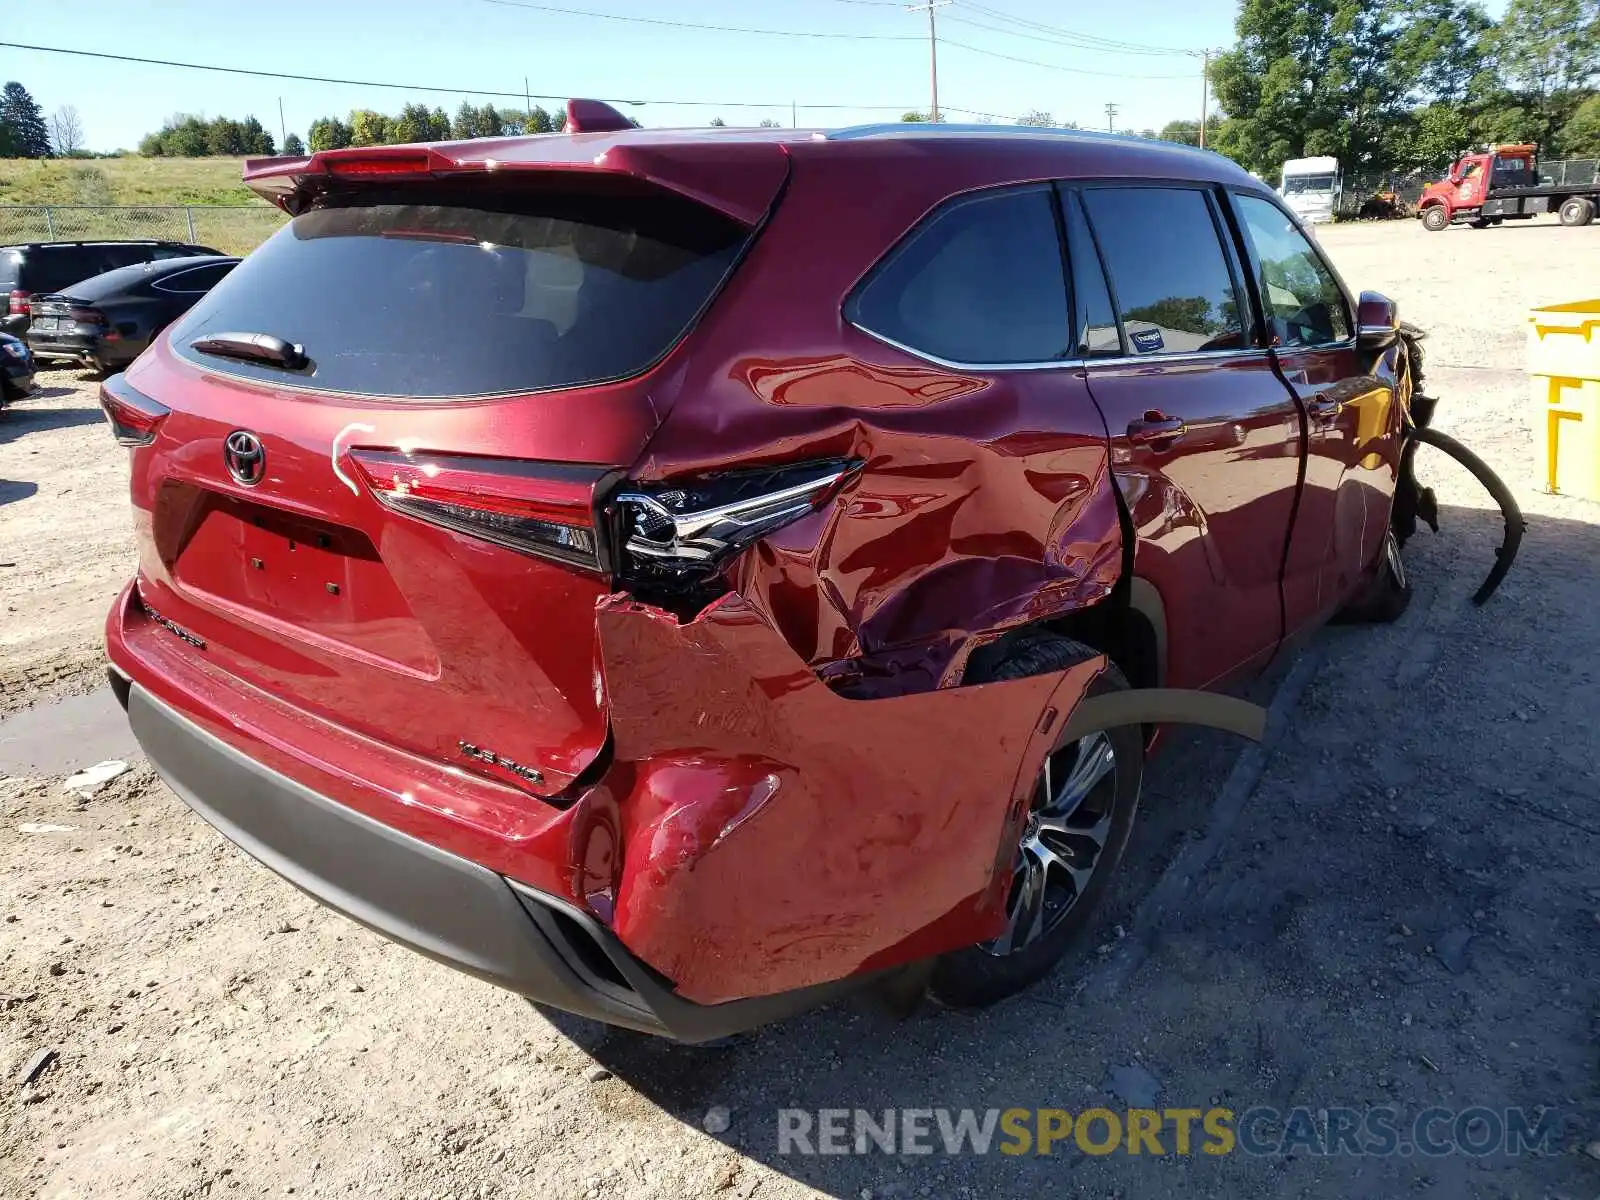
[550,501,1598,1200]
[0,404,104,446]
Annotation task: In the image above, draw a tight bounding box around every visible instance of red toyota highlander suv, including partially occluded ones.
[103,103,1414,1041]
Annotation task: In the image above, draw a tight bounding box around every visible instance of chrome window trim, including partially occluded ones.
[1268,336,1360,355]
[848,320,1083,372]
[849,319,1282,372]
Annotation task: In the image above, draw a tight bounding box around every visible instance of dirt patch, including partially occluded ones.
[2,216,1599,1199]
[0,370,135,717]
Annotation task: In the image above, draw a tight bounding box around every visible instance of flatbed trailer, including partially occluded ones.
[1418,146,1600,230]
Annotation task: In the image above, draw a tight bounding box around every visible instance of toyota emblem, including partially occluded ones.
[224,430,266,486]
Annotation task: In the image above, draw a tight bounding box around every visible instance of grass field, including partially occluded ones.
[0,156,262,206]
[0,157,287,253]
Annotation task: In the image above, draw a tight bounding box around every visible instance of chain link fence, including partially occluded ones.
[0,205,287,256]
[1336,158,1600,220]
[1538,158,1600,188]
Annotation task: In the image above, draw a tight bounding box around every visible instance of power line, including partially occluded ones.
[941,38,1198,79]
[960,1,1197,55]
[940,11,1193,57]
[0,42,921,112]
[480,0,919,39]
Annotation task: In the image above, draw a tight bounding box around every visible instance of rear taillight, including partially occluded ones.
[99,375,170,447]
[349,449,605,571]
[8,290,29,316]
[69,306,107,326]
[611,459,859,587]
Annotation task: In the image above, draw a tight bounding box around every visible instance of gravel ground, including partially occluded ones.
[2,215,1599,1200]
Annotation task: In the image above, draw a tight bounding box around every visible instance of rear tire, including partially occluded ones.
[1421,205,1450,232]
[930,634,1144,1009]
[1333,529,1413,624]
[1558,197,1595,227]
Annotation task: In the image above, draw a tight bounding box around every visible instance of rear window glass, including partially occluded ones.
[846,185,1069,365]
[170,186,751,399]
[0,250,19,293]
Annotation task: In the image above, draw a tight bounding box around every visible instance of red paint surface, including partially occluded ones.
[109,125,1406,1005]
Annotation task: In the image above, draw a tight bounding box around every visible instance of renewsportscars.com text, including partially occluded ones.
[776,1106,1562,1158]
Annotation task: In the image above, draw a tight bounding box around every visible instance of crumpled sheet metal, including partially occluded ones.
[586,592,1103,1004]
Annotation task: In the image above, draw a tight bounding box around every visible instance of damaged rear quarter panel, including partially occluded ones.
[593,593,1104,1004]
[630,146,1125,690]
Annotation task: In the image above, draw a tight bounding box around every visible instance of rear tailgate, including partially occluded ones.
[120,162,782,797]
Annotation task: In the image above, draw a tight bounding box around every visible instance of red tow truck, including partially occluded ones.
[1418,144,1600,231]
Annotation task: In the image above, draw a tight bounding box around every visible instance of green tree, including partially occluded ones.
[1402,102,1474,170]
[205,117,244,155]
[758,118,781,128]
[527,105,556,133]
[1016,109,1056,127]
[349,110,392,147]
[900,111,930,122]
[1561,93,1600,154]
[0,82,52,158]
[1210,0,1422,175]
[1394,0,1494,99]
[452,102,482,140]
[307,116,353,152]
[1159,119,1202,145]
[283,132,306,156]
[709,117,727,127]
[240,117,275,155]
[1493,0,1600,147]
[391,102,434,144]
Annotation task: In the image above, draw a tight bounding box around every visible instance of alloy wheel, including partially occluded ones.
[983,729,1119,956]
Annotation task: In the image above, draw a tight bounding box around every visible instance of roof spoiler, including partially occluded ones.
[242,99,787,226]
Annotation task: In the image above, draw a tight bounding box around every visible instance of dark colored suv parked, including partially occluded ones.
[103,105,1417,1041]
[27,255,238,374]
[2,240,222,337]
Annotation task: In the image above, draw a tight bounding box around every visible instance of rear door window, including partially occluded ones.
[171,185,751,399]
[1232,193,1350,347]
[1079,186,1247,356]
[846,185,1069,365]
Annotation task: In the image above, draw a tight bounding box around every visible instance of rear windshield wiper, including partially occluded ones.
[190,331,308,371]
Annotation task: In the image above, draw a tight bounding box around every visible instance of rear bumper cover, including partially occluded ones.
[26,330,107,363]
[124,680,848,1041]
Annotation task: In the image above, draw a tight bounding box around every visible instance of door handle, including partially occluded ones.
[1126,412,1187,445]
[1307,393,1344,421]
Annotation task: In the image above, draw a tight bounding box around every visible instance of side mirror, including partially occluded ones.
[1356,291,1399,349]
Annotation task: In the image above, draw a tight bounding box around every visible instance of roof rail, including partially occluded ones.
[823,123,1224,159]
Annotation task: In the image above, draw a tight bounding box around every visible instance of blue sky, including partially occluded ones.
[3,0,1245,151]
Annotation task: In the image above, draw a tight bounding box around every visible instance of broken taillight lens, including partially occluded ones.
[99,375,170,447]
[348,449,604,571]
[611,459,859,587]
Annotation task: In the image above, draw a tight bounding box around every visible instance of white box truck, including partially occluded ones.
[1278,156,1341,224]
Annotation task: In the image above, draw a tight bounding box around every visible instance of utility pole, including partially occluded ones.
[1104,102,1119,133]
[1198,49,1210,148]
[792,100,797,129]
[905,1,952,122]
[525,77,532,127]
[278,97,287,151]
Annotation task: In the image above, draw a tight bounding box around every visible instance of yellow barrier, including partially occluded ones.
[1529,299,1600,500]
